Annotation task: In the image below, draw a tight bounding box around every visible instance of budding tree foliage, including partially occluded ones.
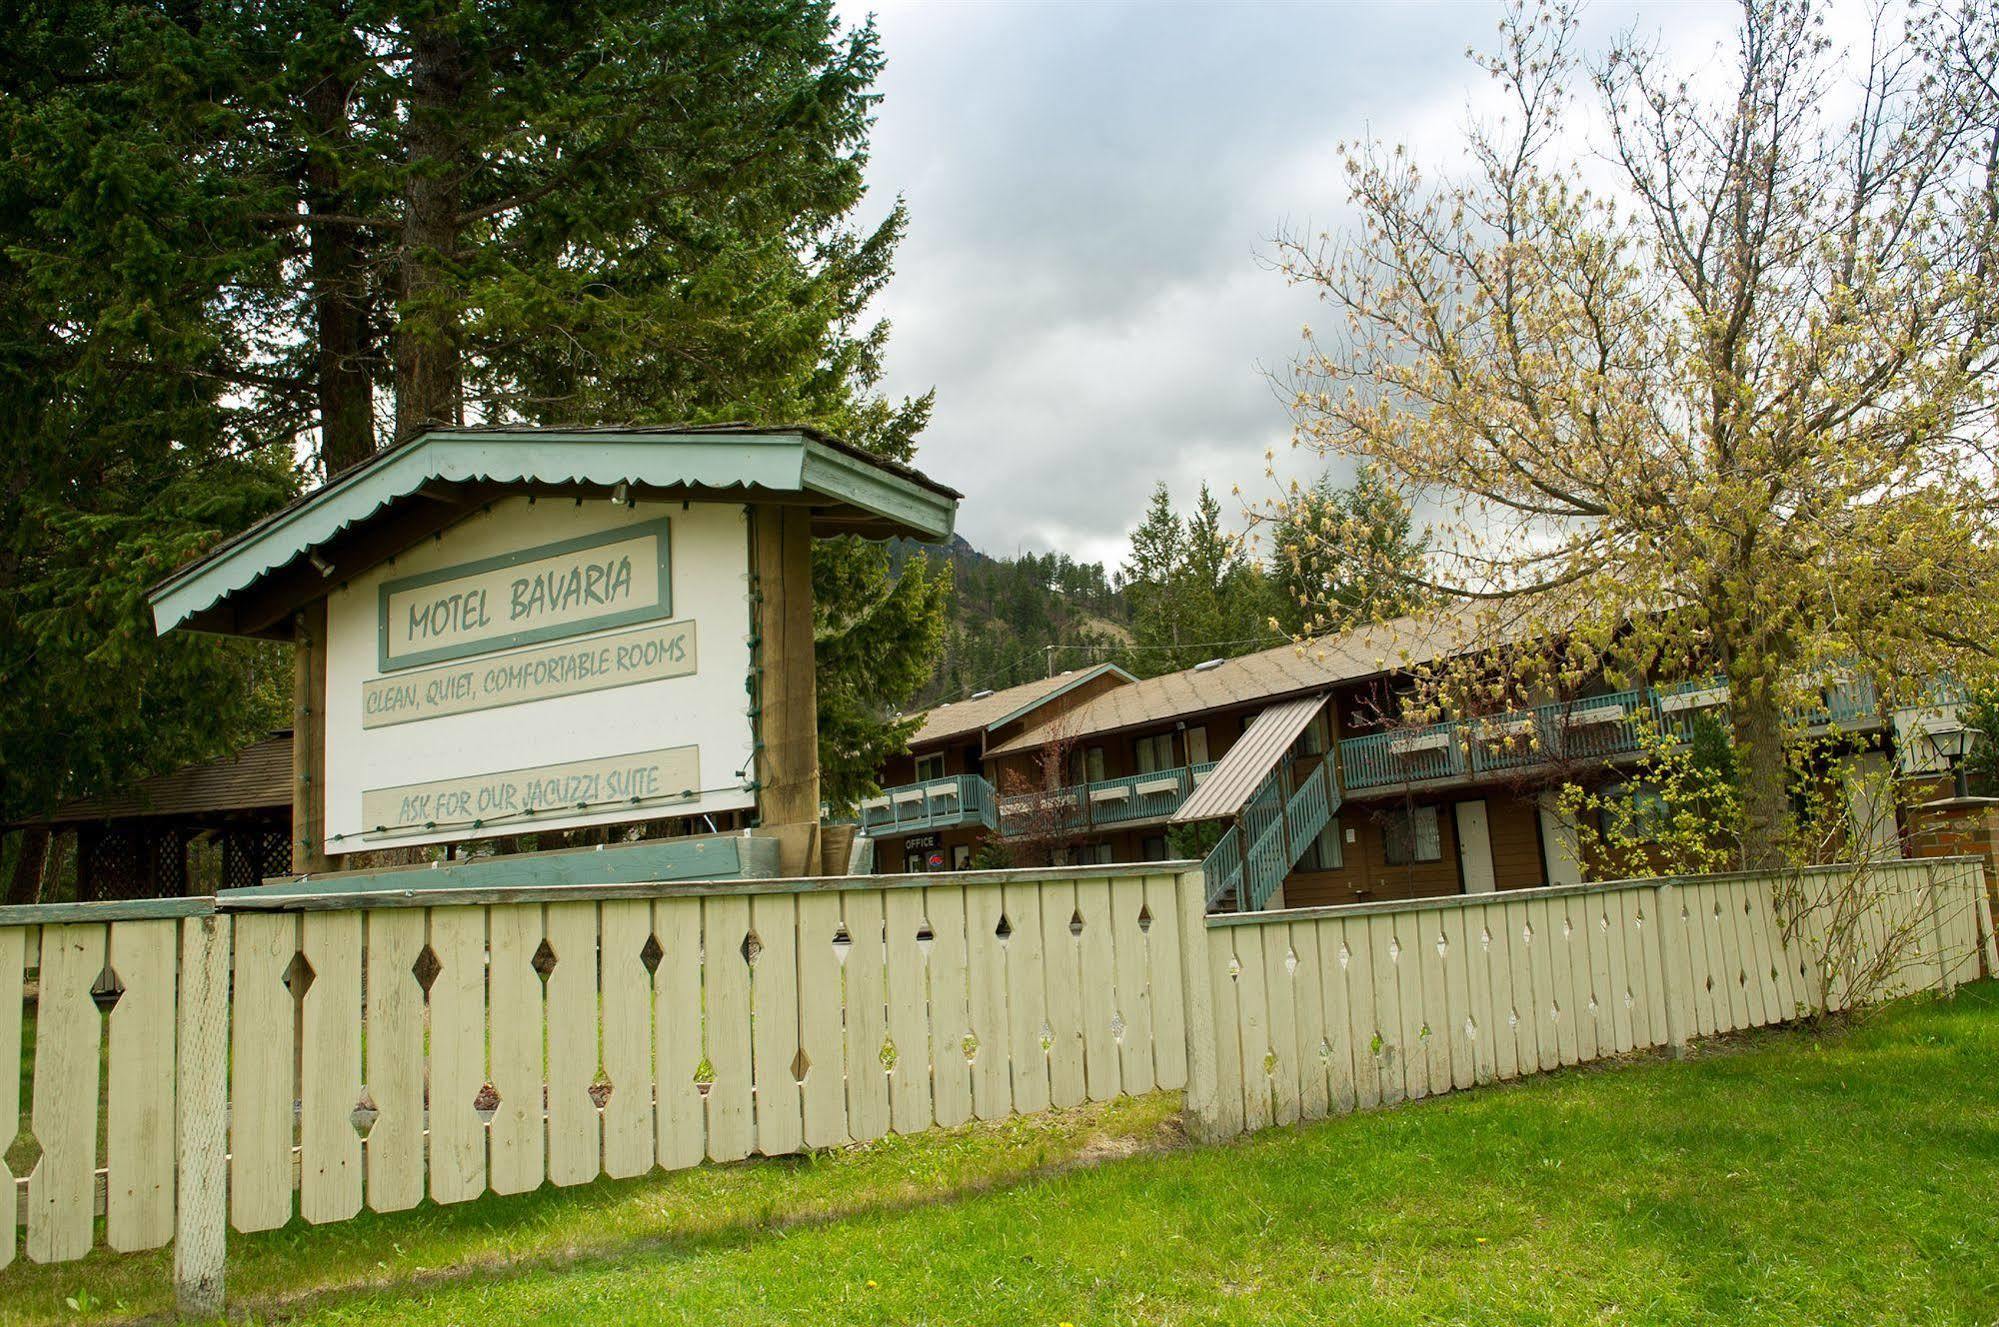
[1275,0,1999,865]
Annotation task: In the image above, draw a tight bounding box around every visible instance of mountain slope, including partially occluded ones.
[889,537,1132,707]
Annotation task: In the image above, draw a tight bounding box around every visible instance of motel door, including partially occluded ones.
[904,834,943,873]
[1455,800,1497,894]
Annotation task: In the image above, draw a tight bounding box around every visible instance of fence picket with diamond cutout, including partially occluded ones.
[105,919,175,1252]
[363,909,425,1214]
[427,907,487,1204]
[842,890,892,1143]
[748,893,803,1157]
[600,899,657,1177]
[882,889,934,1134]
[299,911,362,1225]
[0,926,22,1272]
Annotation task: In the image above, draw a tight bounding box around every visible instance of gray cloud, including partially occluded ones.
[849,0,1740,567]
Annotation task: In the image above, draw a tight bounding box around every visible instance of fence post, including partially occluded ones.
[1978,874,1999,981]
[1174,869,1224,1143]
[1925,864,1955,997]
[1653,882,1691,1058]
[175,913,231,1317]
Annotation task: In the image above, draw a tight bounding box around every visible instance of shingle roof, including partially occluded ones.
[910,663,1135,746]
[987,605,1506,756]
[35,733,293,825]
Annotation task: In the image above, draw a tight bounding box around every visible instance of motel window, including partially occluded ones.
[1134,732,1175,773]
[1140,834,1170,862]
[1600,781,1670,840]
[914,753,945,782]
[1082,746,1107,783]
[1298,707,1332,756]
[1055,841,1114,867]
[1383,805,1442,865]
[1305,817,1343,871]
[1184,726,1210,766]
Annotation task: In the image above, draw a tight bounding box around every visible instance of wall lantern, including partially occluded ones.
[1920,716,1975,799]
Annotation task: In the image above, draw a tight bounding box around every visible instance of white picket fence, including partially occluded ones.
[0,858,1992,1313]
[1193,859,1995,1138]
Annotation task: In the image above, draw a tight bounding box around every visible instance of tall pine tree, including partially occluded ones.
[0,0,947,847]
[1268,464,1427,636]
[1119,482,1282,677]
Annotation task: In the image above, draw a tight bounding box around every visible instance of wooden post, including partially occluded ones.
[1977,882,1999,981]
[1174,869,1225,1142]
[751,505,821,876]
[175,912,230,1316]
[1926,863,1956,997]
[1654,882,1691,1058]
[291,600,331,875]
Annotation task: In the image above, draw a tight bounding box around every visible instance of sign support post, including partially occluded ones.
[753,504,822,876]
[292,600,331,874]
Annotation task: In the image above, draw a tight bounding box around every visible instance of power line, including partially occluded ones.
[1040,637,1282,653]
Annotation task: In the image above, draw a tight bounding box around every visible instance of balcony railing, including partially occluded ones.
[858,774,998,835]
[999,761,1220,833]
[865,762,1223,839]
[1338,673,1889,793]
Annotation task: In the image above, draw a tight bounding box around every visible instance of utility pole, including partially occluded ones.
[1046,643,1055,678]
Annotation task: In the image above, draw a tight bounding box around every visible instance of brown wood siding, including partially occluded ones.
[984,669,1132,752]
[1281,797,1463,908]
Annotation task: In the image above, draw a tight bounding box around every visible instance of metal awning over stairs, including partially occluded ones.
[1176,693,1342,914]
[1173,693,1330,824]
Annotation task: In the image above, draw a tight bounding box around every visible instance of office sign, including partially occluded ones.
[360,745,701,841]
[379,518,672,670]
[362,619,697,728]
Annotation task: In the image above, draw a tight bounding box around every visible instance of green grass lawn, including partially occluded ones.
[5,983,1997,1326]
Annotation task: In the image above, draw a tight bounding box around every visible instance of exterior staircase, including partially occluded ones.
[1202,756,1339,912]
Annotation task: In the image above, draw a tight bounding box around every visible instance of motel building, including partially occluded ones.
[864,609,1964,913]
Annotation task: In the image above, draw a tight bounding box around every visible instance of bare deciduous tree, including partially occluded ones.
[993,713,1092,867]
[1276,0,1999,864]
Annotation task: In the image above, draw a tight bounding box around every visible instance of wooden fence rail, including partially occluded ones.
[0,858,1992,1315]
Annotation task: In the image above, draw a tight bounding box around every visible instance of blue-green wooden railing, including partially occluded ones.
[859,774,998,835]
[868,763,1222,839]
[1337,672,1892,793]
[1202,757,1339,912]
[993,761,1221,834]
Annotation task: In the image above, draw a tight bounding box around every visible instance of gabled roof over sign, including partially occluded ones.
[149,424,961,639]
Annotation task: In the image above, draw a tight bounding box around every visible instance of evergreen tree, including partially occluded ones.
[1119,482,1282,677]
[1269,464,1427,636]
[0,1,947,836]
[0,2,302,862]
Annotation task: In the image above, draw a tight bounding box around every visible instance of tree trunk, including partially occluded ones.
[1732,667,1793,871]
[393,18,467,443]
[303,64,374,474]
[5,827,50,906]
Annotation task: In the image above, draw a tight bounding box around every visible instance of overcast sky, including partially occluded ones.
[839,0,1750,568]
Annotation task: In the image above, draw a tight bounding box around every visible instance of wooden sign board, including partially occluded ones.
[359,745,701,842]
[378,518,672,669]
[361,619,696,727]
[320,498,756,853]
